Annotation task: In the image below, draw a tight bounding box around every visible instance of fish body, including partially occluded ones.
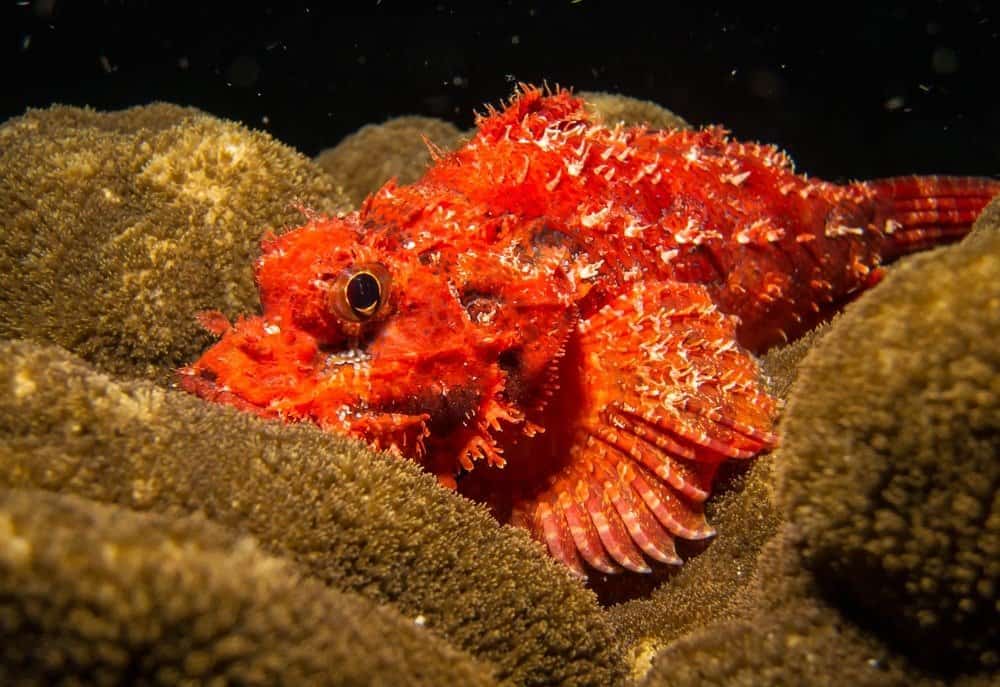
[181,87,999,576]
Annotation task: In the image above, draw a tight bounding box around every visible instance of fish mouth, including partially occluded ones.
[180,316,393,429]
[180,314,486,469]
[177,363,274,418]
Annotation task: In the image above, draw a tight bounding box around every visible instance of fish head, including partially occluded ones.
[180,203,577,478]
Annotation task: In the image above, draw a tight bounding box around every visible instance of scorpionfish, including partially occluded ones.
[181,86,999,577]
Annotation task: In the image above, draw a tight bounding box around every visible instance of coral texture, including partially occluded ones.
[0,488,495,686]
[639,529,999,687]
[0,338,624,687]
[579,90,691,130]
[315,115,466,206]
[0,103,350,385]
[777,213,1000,671]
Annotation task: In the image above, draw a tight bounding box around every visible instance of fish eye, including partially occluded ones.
[347,272,380,314]
[330,263,391,322]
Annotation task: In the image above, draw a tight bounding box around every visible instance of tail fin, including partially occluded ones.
[868,175,1000,260]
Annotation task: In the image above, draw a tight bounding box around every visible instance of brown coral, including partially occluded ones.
[0,104,351,385]
[0,338,624,686]
[776,206,1000,671]
[0,488,496,686]
[580,91,691,130]
[314,115,465,206]
[638,533,999,687]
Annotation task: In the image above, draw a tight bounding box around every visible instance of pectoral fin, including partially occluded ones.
[511,280,779,576]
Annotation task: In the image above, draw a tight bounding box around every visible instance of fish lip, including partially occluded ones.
[177,365,272,416]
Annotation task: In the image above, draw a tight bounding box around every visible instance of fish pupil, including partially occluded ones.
[346,272,381,315]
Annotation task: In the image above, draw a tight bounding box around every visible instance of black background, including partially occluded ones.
[5,1,999,183]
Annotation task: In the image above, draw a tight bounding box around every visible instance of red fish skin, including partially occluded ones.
[180,86,999,578]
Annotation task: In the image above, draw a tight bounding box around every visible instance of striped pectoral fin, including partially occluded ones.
[515,443,687,576]
[514,280,779,576]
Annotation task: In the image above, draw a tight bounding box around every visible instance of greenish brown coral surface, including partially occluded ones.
[777,219,1000,672]
[0,103,351,385]
[0,488,496,687]
[314,115,466,207]
[0,338,623,687]
[1,98,996,686]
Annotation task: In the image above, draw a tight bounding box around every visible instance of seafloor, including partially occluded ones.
[0,93,996,686]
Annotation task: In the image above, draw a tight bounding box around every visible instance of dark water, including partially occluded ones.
[6,2,998,183]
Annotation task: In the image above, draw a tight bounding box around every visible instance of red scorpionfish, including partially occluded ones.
[181,86,999,577]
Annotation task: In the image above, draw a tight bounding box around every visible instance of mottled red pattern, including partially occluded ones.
[181,86,998,577]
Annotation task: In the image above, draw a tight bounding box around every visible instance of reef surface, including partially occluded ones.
[0,94,996,686]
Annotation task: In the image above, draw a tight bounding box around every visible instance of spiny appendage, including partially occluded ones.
[867,175,1000,256]
[423,372,546,487]
[334,410,431,458]
[456,395,525,471]
[514,281,778,577]
[473,83,583,140]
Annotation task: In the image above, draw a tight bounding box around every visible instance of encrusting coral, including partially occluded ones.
[315,115,466,206]
[0,103,351,386]
[0,95,996,686]
[579,91,692,130]
[645,527,1000,687]
[639,534,996,687]
[776,210,1000,672]
[0,338,625,687]
[0,488,496,686]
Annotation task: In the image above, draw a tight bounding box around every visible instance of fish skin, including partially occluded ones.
[180,85,999,577]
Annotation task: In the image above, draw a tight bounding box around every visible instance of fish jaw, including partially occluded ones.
[177,295,533,478]
[177,313,441,457]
